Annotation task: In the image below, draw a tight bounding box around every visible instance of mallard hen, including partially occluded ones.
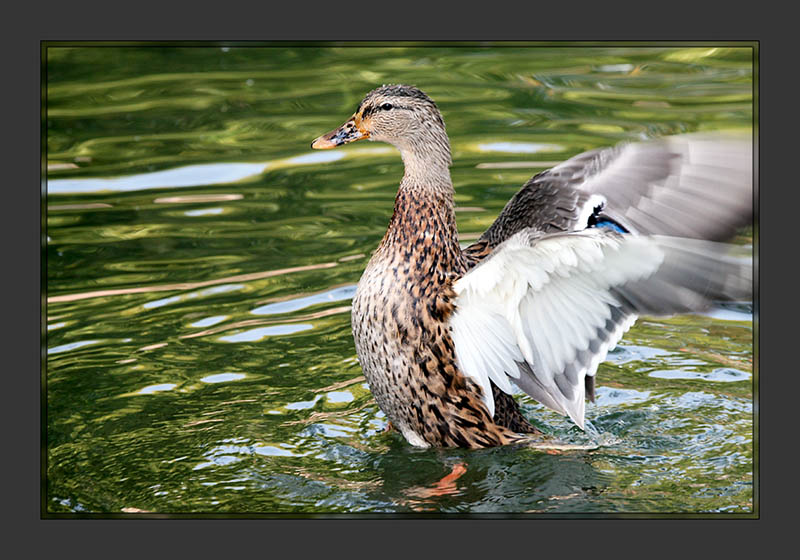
[311,84,753,449]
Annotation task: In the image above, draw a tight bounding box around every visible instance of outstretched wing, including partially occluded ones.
[450,228,751,429]
[476,131,753,248]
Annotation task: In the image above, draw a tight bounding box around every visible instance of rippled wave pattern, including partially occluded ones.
[46,45,754,514]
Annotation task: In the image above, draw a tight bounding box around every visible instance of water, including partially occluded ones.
[45,44,755,515]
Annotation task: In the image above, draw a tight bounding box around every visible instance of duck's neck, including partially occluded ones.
[397,123,453,183]
[393,123,453,193]
[376,124,461,255]
[381,164,459,255]
[380,182,460,263]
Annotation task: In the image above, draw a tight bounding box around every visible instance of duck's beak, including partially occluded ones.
[311,116,369,149]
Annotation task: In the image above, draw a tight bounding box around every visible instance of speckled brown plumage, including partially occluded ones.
[351,182,536,448]
[490,383,541,435]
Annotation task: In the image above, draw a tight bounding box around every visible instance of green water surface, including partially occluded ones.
[45,44,755,515]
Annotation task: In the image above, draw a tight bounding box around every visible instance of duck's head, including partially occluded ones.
[312,85,451,168]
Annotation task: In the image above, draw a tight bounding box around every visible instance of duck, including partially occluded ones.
[311,84,753,449]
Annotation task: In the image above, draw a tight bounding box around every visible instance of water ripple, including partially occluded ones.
[217,323,313,342]
[252,285,356,316]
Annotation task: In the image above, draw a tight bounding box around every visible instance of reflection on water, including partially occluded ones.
[136,383,178,394]
[48,261,340,303]
[48,162,268,194]
[475,141,564,154]
[48,147,391,195]
[217,323,314,342]
[200,372,247,384]
[47,339,101,355]
[252,285,356,316]
[648,368,751,382]
[46,44,754,515]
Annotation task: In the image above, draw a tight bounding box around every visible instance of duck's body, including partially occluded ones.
[312,84,752,449]
[352,173,535,447]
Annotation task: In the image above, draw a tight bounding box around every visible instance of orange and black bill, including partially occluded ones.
[311,117,369,149]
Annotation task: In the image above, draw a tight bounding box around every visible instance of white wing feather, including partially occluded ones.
[451,132,752,430]
[450,229,663,428]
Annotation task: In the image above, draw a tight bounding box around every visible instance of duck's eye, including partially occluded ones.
[380,103,393,111]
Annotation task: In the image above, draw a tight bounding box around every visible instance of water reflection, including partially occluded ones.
[252,285,355,316]
[649,368,751,382]
[48,146,395,195]
[48,262,339,303]
[200,372,247,384]
[136,383,178,395]
[48,339,101,354]
[48,163,267,194]
[475,141,564,154]
[218,323,313,342]
[189,315,227,328]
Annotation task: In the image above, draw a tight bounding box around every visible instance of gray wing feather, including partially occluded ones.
[475,131,753,248]
[588,134,753,240]
[613,236,752,315]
